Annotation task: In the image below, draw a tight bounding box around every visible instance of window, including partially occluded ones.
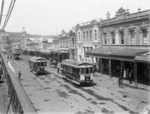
[95,45,98,48]
[103,33,107,44]
[86,31,88,41]
[142,29,147,44]
[120,31,124,44]
[78,32,80,40]
[130,30,135,44]
[94,30,97,40]
[79,45,81,50]
[111,32,115,44]
[90,31,92,40]
[72,38,75,45]
[83,32,85,41]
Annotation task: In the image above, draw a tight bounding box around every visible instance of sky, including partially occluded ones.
[1,0,150,35]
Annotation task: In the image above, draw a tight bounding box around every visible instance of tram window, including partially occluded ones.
[37,62,40,66]
[90,68,93,73]
[41,62,44,66]
[85,68,90,74]
[81,68,85,74]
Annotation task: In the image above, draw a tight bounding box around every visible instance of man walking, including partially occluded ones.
[18,71,21,80]
[129,69,133,84]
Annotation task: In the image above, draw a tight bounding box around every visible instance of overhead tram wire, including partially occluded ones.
[1,0,16,30]
[0,0,14,30]
[0,0,4,27]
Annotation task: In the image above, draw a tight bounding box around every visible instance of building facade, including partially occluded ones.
[69,29,77,60]
[76,19,100,63]
[86,7,150,87]
[100,7,150,48]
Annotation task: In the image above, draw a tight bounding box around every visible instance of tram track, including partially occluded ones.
[12,55,149,114]
[19,56,119,113]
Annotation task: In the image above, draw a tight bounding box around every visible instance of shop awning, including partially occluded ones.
[134,51,150,63]
[86,48,117,57]
[109,48,150,60]
[86,48,150,61]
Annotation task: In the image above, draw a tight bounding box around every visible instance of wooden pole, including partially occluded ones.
[134,62,138,88]
[100,58,103,75]
[109,59,112,77]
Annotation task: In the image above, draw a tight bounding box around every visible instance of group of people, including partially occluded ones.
[0,62,3,83]
[118,68,134,87]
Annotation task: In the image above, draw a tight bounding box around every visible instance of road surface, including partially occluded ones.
[7,55,150,114]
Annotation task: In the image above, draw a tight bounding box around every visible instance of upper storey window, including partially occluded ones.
[111,32,115,44]
[83,32,85,41]
[90,30,92,41]
[78,32,81,41]
[130,29,135,44]
[119,31,124,44]
[86,31,88,41]
[142,29,148,44]
[94,29,97,40]
[103,33,107,44]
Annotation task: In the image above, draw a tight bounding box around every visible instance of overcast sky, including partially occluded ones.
[1,0,150,35]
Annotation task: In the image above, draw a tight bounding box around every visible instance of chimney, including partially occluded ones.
[106,11,110,19]
[138,7,141,12]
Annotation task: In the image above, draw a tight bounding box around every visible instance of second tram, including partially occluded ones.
[12,48,21,59]
[58,59,94,85]
[29,57,47,74]
[49,49,69,68]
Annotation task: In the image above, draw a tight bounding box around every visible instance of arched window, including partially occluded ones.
[142,29,148,44]
[103,33,107,44]
[119,31,124,44]
[94,29,97,40]
[111,31,115,44]
[129,29,135,44]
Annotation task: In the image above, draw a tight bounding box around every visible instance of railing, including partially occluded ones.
[103,45,150,49]
[1,53,37,114]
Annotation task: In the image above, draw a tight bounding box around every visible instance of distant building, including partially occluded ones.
[76,19,100,63]
[69,29,77,60]
[86,7,150,87]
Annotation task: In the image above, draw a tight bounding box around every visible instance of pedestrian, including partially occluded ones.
[123,69,127,79]
[118,74,123,87]
[129,69,133,84]
[93,64,96,76]
[18,71,21,80]
[118,69,124,87]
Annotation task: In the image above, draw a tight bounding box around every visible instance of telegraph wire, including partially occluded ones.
[0,0,4,27]
[1,0,16,30]
[1,0,14,30]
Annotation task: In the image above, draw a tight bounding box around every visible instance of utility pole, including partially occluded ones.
[0,0,4,27]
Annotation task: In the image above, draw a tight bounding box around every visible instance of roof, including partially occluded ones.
[50,48,69,53]
[109,48,150,58]
[86,48,150,61]
[61,59,93,68]
[135,51,150,63]
[29,57,47,62]
[86,48,117,57]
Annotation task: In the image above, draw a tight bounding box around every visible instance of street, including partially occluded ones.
[8,55,150,114]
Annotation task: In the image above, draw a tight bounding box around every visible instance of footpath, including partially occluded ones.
[95,72,150,92]
[0,80,8,114]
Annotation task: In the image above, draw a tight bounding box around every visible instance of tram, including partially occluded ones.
[29,57,47,74]
[58,59,94,85]
[12,48,21,59]
[49,49,69,68]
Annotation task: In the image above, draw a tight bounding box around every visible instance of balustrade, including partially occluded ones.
[0,53,36,114]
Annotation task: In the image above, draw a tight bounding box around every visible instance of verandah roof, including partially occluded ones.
[86,48,150,61]
[135,51,150,63]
